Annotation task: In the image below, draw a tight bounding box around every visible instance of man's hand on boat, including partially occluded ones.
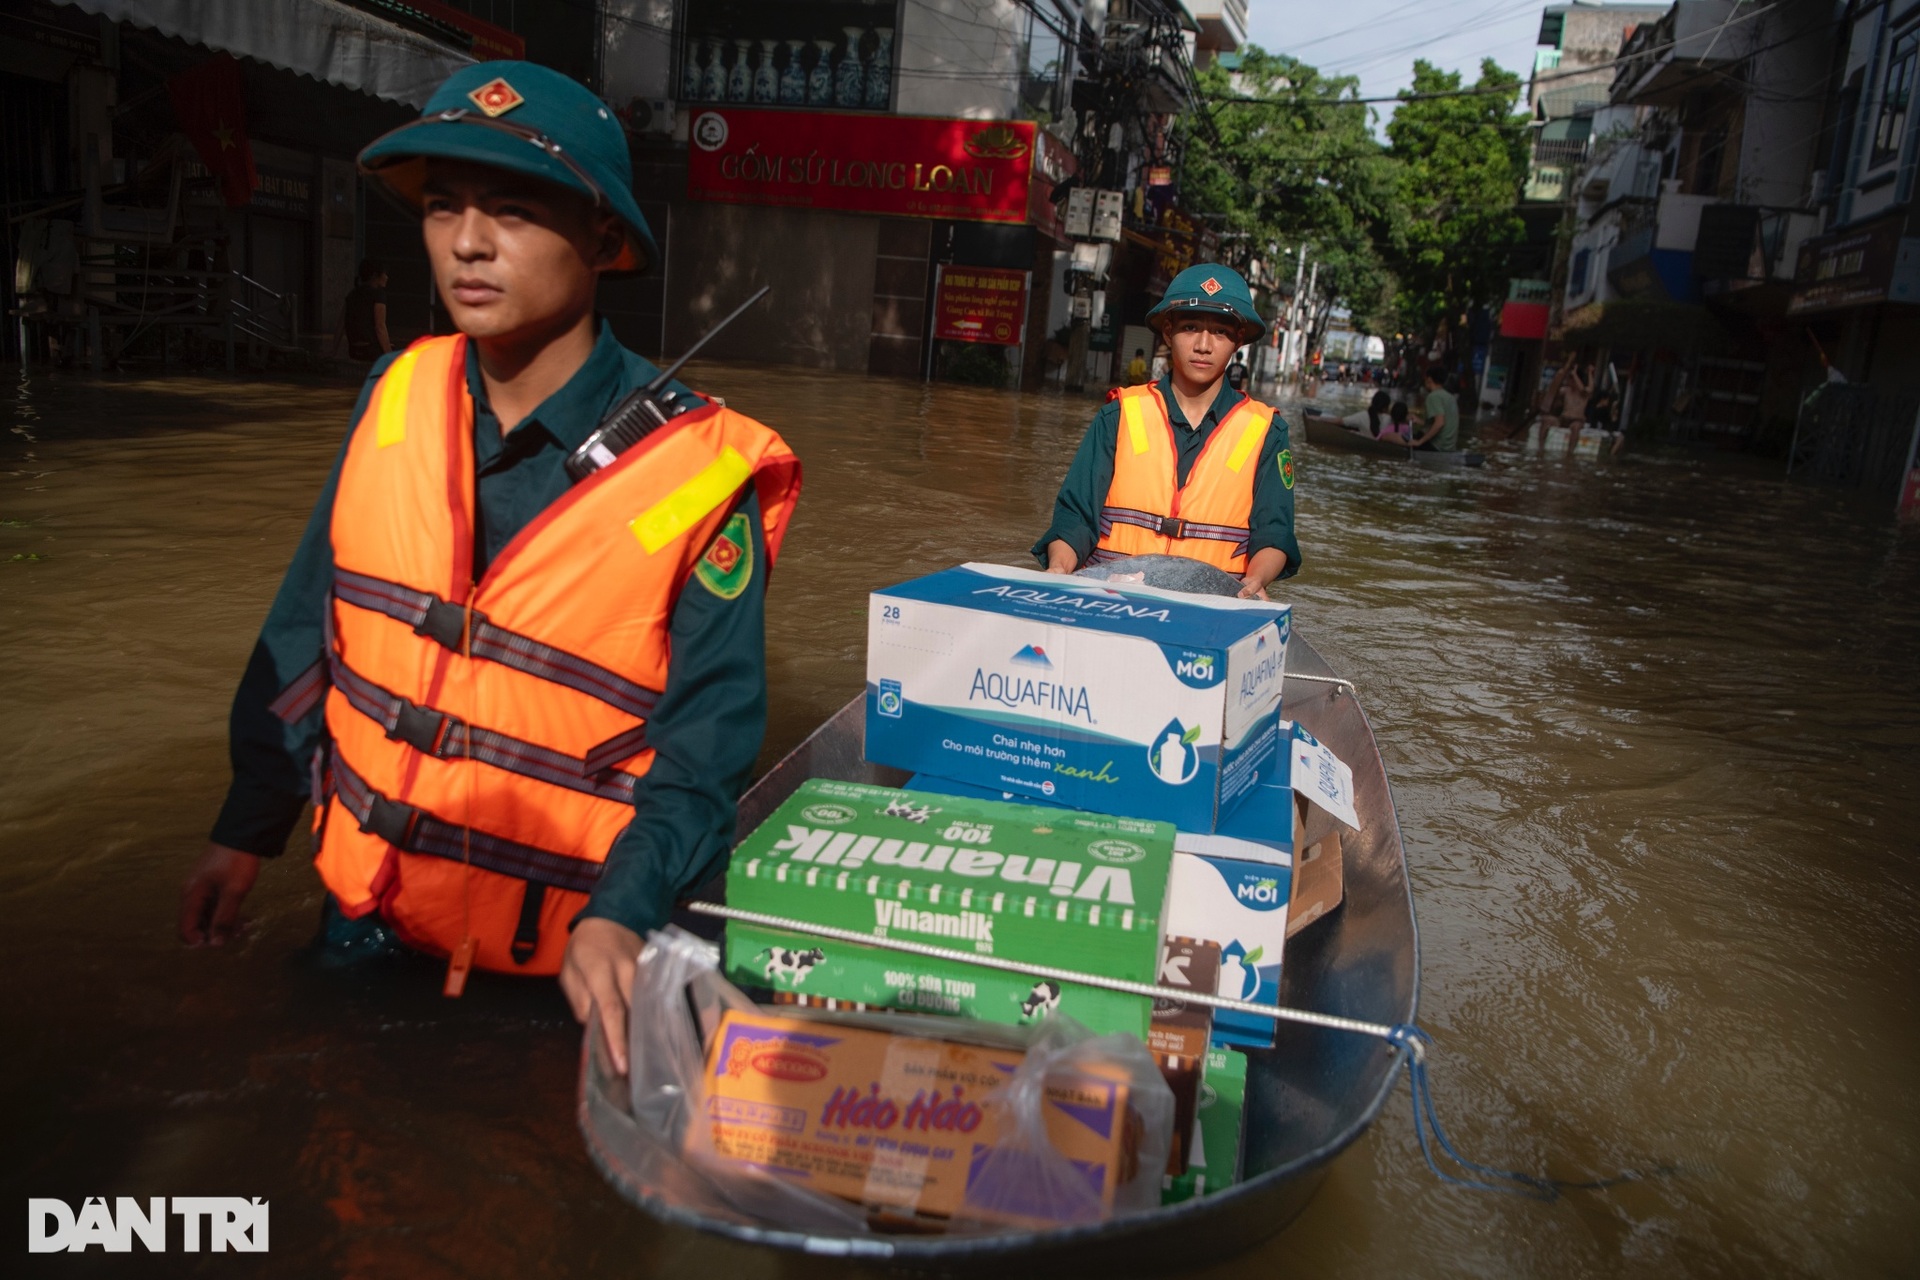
[562,917,644,1075]
[1237,547,1289,599]
[178,842,262,947]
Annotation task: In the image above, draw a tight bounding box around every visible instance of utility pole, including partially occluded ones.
[1283,244,1306,382]
[1302,260,1319,374]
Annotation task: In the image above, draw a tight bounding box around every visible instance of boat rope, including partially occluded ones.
[686,902,1667,1205]
[684,901,1404,1042]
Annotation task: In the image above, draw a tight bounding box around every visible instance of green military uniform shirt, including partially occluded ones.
[1033,375,1303,576]
[211,321,767,934]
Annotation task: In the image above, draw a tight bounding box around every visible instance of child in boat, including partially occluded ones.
[1379,401,1413,444]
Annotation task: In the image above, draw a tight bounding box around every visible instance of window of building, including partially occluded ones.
[1020,1,1076,123]
[1569,247,1591,295]
[1872,29,1919,168]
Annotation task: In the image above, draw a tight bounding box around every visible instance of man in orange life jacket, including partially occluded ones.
[176,62,800,1074]
[1035,264,1300,595]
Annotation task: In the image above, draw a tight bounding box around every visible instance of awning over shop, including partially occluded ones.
[56,0,472,106]
[1556,297,1738,354]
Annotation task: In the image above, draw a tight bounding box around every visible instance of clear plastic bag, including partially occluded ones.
[584,925,1174,1237]
[949,1017,1174,1230]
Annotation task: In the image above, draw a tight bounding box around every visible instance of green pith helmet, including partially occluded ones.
[358,61,658,275]
[1147,264,1266,343]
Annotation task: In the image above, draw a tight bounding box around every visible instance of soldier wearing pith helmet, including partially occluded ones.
[1036,264,1301,596]
[179,61,801,1075]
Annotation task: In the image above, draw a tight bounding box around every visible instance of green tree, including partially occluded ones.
[1179,47,1397,335]
[1383,58,1529,342]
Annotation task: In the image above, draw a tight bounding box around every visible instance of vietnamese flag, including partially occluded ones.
[168,53,256,207]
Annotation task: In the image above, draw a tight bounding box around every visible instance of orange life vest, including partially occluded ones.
[1093,384,1275,574]
[289,335,800,975]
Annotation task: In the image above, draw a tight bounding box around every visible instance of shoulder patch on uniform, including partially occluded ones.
[1278,448,1295,489]
[695,512,754,600]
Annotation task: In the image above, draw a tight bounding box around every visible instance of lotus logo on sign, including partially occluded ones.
[963,124,1030,159]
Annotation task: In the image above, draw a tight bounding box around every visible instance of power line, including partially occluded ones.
[1210,0,1786,108]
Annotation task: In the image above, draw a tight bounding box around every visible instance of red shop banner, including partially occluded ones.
[686,108,1035,224]
[933,265,1029,345]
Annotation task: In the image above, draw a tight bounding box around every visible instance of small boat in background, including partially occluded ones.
[1300,409,1484,470]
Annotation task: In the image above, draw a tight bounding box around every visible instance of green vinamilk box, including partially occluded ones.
[723,779,1176,1037]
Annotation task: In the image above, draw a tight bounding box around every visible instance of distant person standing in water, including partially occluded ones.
[339,259,393,361]
[1411,365,1460,452]
[1125,347,1149,385]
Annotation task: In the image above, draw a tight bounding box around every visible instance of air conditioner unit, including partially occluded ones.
[627,99,675,137]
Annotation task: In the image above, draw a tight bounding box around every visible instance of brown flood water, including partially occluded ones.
[2,363,1916,1278]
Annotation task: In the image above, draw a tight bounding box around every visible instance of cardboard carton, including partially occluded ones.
[866,563,1290,830]
[1162,1047,1248,1203]
[723,780,1176,1038]
[1162,722,1360,1049]
[693,1009,1143,1227]
[1149,937,1220,1174]
[1162,841,1291,1050]
[734,920,1153,1038]
[906,720,1358,1051]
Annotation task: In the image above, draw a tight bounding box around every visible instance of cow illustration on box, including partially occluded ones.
[759,946,826,987]
[1020,979,1062,1020]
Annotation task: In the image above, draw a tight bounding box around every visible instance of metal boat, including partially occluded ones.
[1301,409,1484,470]
[579,637,1419,1274]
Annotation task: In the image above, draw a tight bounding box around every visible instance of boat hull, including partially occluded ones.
[579,634,1419,1273]
[1301,411,1483,468]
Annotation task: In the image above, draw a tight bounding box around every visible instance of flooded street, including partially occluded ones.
[3,364,1917,1278]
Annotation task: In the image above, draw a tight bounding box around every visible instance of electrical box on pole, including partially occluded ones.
[1065,188,1095,238]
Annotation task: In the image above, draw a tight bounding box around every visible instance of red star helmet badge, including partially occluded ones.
[1201,277,1223,296]
[705,534,743,575]
[468,77,525,118]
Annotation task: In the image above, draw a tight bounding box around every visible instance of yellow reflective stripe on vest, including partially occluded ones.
[1225,408,1269,473]
[375,348,419,448]
[1121,394,1151,455]
[628,445,752,553]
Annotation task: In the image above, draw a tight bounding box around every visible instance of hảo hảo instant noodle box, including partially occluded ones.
[690,1009,1145,1228]
[723,779,1175,1038]
[864,564,1290,831]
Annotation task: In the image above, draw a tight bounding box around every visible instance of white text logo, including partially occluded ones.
[27,1197,269,1253]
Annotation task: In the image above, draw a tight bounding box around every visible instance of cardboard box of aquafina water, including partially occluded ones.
[865,563,1290,831]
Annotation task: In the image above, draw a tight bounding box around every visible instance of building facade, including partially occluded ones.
[1541,0,1835,450]
[1490,2,1664,418]
[601,0,1210,387]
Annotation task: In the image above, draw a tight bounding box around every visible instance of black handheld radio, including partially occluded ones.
[563,285,772,485]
